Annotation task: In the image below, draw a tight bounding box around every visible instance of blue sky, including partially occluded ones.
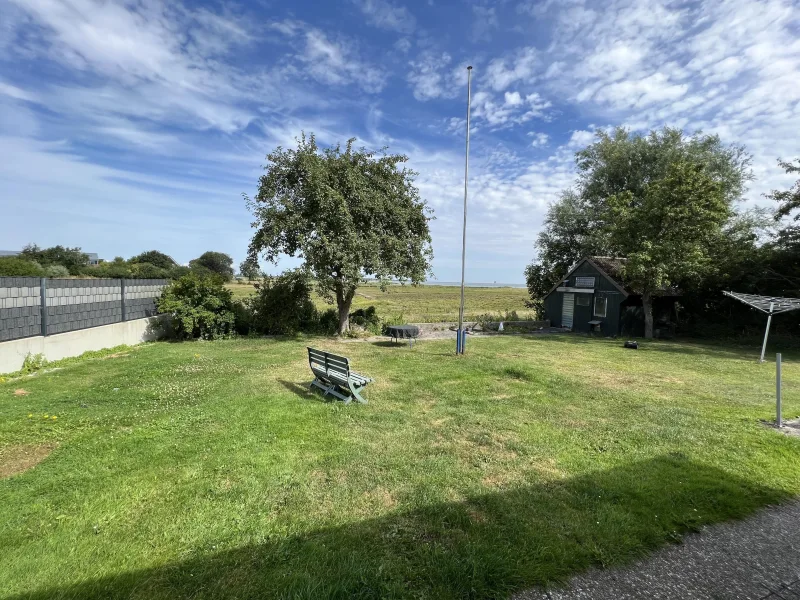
[1,0,798,283]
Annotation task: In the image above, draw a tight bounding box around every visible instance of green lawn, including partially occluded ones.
[227,282,537,322]
[1,336,799,599]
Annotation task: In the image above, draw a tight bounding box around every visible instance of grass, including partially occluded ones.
[1,335,799,599]
[227,281,537,322]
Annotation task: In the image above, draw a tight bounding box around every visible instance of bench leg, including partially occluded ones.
[347,381,368,404]
[311,378,336,398]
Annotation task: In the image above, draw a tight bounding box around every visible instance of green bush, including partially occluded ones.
[350,306,380,334]
[318,308,339,335]
[157,274,235,340]
[129,262,170,279]
[0,256,45,277]
[87,258,132,279]
[231,300,254,336]
[44,264,70,278]
[246,270,319,335]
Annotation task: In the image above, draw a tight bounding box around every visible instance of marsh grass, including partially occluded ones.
[227,282,537,323]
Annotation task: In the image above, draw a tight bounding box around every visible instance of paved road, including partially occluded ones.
[515,501,800,600]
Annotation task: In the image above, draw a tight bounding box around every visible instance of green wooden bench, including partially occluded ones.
[307,347,373,404]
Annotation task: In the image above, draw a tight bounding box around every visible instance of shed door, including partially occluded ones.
[562,293,574,328]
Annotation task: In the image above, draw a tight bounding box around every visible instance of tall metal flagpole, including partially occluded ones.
[457,66,473,355]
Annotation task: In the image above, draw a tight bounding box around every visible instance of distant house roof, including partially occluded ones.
[545,256,680,299]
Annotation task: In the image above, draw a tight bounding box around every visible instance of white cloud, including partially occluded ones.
[471,90,552,128]
[354,0,416,33]
[528,132,549,147]
[408,52,457,101]
[299,28,387,93]
[485,47,538,92]
[566,129,596,149]
[0,82,35,101]
[395,37,412,53]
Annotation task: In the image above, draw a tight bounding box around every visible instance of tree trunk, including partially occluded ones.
[642,290,654,339]
[335,286,355,335]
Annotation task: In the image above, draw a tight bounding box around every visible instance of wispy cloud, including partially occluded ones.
[354,0,416,33]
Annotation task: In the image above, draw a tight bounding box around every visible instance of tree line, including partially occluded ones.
[0,246,237,282]
[525,127,800,339]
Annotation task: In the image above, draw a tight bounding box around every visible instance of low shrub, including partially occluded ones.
[231,300,254,336]
[0,257,45,277]
[318,308,339,335]
[475,310,520,327]
[246,270,319,335]
[44,264,70,278]
[349,306,381,335]
[157,273,235,340]
[21,352,48,374]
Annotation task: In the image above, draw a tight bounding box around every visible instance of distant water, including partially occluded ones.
[423,281,527,289]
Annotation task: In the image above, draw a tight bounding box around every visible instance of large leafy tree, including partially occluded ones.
[525,127,753,318]
[246,134,433,334]
[239,258,262,281]
[20,244,89,275]
[130,250,177,270]
[604,161,730,337]
[190,251,235,282]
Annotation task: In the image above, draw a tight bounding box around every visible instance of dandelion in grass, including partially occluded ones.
[28,414,33,418]
[43,414,48,418]
[51,416,57,420]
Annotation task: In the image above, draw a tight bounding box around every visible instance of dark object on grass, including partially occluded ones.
[386,324,420,347]
[624,340,639,349]
[307,347,373,404]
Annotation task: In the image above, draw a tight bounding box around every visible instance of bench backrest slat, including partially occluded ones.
[308,347,350,377]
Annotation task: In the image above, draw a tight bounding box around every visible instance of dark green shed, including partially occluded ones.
[542,257,678,337]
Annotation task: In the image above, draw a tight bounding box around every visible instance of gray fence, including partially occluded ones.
[0,277,168,342]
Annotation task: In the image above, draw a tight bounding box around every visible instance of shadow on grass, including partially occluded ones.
[276,379,322,402]
[6,454,790,600]
[371,340,411,348]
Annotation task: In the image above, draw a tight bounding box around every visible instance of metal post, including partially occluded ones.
[39,277,47,337]
[776,353,783,428]
[457,65,473,355]
[120,279,126,322]
[760,302,774,363]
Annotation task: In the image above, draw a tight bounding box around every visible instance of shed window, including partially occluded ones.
[576,295,590,306]
[575,276,595,287]
[594,296,607,317]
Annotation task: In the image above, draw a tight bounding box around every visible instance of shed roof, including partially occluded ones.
[544,255,681,299]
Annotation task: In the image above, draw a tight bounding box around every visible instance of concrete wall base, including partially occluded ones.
[0,316,165,374]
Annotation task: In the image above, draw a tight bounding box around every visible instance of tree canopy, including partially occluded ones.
[604,160,730,337]
[239,258,261,281]
[129,250,177,270]
[190,251,235,282]
[20,244,89,275]
[246,134,433,333]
